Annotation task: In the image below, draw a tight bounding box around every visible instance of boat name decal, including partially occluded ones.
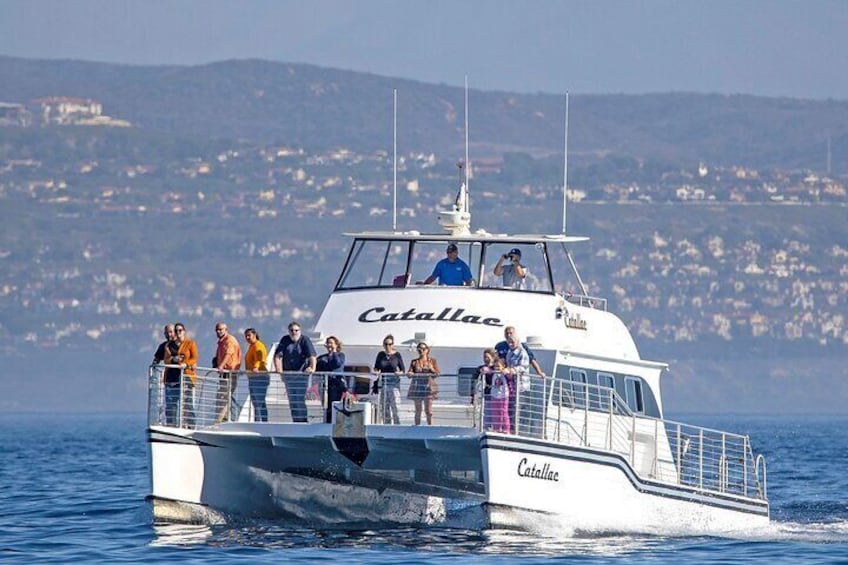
[517,457,559,482]
[358,307,503,327]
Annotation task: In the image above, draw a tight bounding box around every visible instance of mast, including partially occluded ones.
[465,75,470,206]
[562,91,569,235]
[392,88,398,231]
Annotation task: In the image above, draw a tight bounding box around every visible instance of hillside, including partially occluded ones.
[1,56,848,172]
[0,56,847,413]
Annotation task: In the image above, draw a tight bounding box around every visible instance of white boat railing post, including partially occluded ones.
[755,454,768,500]
[721,433,728,492]
[653,418,659,479]
[514,374,521,435]
[583,383,589,446]
[556,381,562,442]
[226,375,232,423]
[699,429,705,490]
[178,369,184,429]
[743,436,749,497]
[378,374,385,424]
[247,374,253,423]
[608,389,614,451]
[676,424,682,485]
[630,412,636,467]
[542,377,548,440]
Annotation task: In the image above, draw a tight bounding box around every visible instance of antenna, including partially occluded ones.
[465,75,470,197]
[562,91,569,235]
[393,88,398,231]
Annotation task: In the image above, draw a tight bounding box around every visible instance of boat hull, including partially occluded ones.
[481,434,769,534]
[149,425,767,533]
[148,424,485,525]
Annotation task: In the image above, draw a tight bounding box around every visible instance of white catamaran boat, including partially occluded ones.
[147,195,769,533]
[147,94,769,533]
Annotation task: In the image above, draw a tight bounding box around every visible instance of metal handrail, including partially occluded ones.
[755,454,768,500]
[147,363,767,502]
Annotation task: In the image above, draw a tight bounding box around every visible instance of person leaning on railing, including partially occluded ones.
[243,328,269,422]
[274,321,317,423]
[476,348,510,433]
[314,336,346,423]
[214,322,242,424]
[503,336,529,435]
[495,326,545,377]
[374,334,404,425]
[172,322,197,428]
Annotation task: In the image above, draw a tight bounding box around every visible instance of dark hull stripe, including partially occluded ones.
[147,428,221,448]
[481,434,768,517]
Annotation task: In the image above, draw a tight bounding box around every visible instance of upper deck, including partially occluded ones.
[314,229,642,362]
[335,230,588,294]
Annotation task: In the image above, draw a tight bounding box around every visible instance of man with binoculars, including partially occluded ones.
[494,247,527,289]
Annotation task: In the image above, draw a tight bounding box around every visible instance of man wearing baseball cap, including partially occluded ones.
[418,243,473,286]
[494,247,527,289]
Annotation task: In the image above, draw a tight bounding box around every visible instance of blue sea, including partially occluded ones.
[2,413,847,563]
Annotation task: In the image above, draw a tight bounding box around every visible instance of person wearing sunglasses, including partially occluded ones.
[407,341,441,425]
[273,321,317,422]
[373,334,405,424]
[171,322,197,428]
[315,336,346,423]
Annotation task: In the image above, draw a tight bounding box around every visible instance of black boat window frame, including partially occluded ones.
[334,238,559,294]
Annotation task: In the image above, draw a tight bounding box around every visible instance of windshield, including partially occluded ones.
[336,238,558,293]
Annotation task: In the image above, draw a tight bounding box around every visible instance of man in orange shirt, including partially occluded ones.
[214,322,242,423]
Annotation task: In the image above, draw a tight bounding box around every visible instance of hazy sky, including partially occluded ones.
[2,0,847,99]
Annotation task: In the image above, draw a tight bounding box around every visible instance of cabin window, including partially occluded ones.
[597,372,615,410]
[551,365,570,406]
[407,241,482,287]
[569,368,588,409]
[624,377,645,414]
[479,243,553,292]
[337,239,410,289]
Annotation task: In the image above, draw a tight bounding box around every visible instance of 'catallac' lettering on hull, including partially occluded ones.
[517,457,560,482]
[358,307,503,327]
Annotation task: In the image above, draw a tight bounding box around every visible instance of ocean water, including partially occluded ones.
[1,412,847,563]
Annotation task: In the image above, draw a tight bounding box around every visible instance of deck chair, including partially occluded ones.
[392,273,411,287]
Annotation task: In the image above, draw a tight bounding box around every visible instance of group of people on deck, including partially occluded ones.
[152,321,544,431]
[152,320,346,426]
[476,326,544,434]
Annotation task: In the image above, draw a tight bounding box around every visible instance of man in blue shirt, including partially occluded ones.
[418,243,473,286]
[274,321,317,422]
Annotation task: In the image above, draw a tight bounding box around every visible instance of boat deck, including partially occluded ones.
[148,365,768,504]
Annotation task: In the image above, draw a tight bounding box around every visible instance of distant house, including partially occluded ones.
[0,102,32,127]
[30,96,130,127]
[33,96,102,124]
